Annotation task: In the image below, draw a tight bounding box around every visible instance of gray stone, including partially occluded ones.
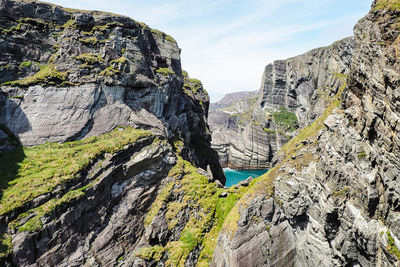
[215,180,224,188]
[324,115,338,130]
[219,192,228,198]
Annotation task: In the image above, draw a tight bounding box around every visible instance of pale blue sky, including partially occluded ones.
[46,0,372,101]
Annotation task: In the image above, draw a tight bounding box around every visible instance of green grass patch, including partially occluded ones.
[3,65,68,87]
[150,28,176,43]
[358,151,366,159]
[180,230,197,251]
[155,68,175,76]
[82,22,125,36]
[0,64,10,71]
[110,56,128,64]
[79,37,100,45]
[184,78,203,94]
[10,95,24,100]
[332,187,350,198]
[0,127,151,216]
[374,0,400,11]
[0,17,50,35]
[100,66,120,77]
[18,61,32,70]
[14,182,94,231]
[334,72,347,81]
[145,155,219,265]
[229,96,258,125]
[197,191,245,266]
[135,245,165,262]
[0,233,12,259]
[61,19,76,29]
[263,128,276,134]
[144,147,256,266]
[387,231,400,260]
[272,106,298,131]
[76,53,104,64]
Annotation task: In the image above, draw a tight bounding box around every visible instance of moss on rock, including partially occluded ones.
[76,53,105,64]
[374,0,400,11]
[155,67,175,76]
[3,65,68,87]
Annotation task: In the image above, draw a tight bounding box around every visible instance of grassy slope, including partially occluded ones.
[137,150,256,266]
[0,127,151,216]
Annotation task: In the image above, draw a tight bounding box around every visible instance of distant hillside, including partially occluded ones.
[210,91,258,110]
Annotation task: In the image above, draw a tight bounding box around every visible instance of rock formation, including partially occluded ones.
[1,0,399,266]
[0,0,224,266]
[209,37,354,169]
[0,0,223,181]
[213,1,400,266]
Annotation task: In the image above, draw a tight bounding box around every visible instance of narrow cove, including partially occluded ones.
[223,168,269,187]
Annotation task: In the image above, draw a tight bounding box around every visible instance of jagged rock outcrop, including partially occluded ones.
[209,38,354,169]
[213,1,400,266]
[0,0,225,266]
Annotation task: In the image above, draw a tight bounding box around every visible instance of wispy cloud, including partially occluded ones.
[46,0,372,101]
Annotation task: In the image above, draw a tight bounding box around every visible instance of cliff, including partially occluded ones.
[213,0,400,266]
[0,0,226,265]
[209,37,354,169]
[2,0,399,266]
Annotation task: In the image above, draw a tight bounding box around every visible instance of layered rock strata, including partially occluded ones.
[0,0,225,266]
[213,1,400,266]
[0,0,223,181]
[210,37,354,169]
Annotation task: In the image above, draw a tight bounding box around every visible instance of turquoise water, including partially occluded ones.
[223,168,269,187]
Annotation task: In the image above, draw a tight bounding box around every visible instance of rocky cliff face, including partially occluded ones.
[210,37,354,169]
[2,0,398,266]
[259,36,354,127]
[0,0,223,181]
[209,91,280,169]
[0,0,225,266]
[213,1,400,266]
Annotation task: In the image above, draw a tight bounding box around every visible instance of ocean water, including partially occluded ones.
[223,168,269,187]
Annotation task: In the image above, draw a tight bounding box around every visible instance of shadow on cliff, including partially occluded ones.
[0,94,30,202]
[0,146,25,198]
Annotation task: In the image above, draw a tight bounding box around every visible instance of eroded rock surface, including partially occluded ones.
[213,2,400,266]
[0,1,224,266]
[0,0,223,182]
[209,37,354,169]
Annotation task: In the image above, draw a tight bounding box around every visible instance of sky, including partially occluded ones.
[46,0,372,102]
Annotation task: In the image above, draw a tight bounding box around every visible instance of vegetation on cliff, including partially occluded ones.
[137,143,255,266]
[0,127,151,216]
[272,106,298,131]
[221,74,347,237]
[3,65,68,87]
[374,0,400,11]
